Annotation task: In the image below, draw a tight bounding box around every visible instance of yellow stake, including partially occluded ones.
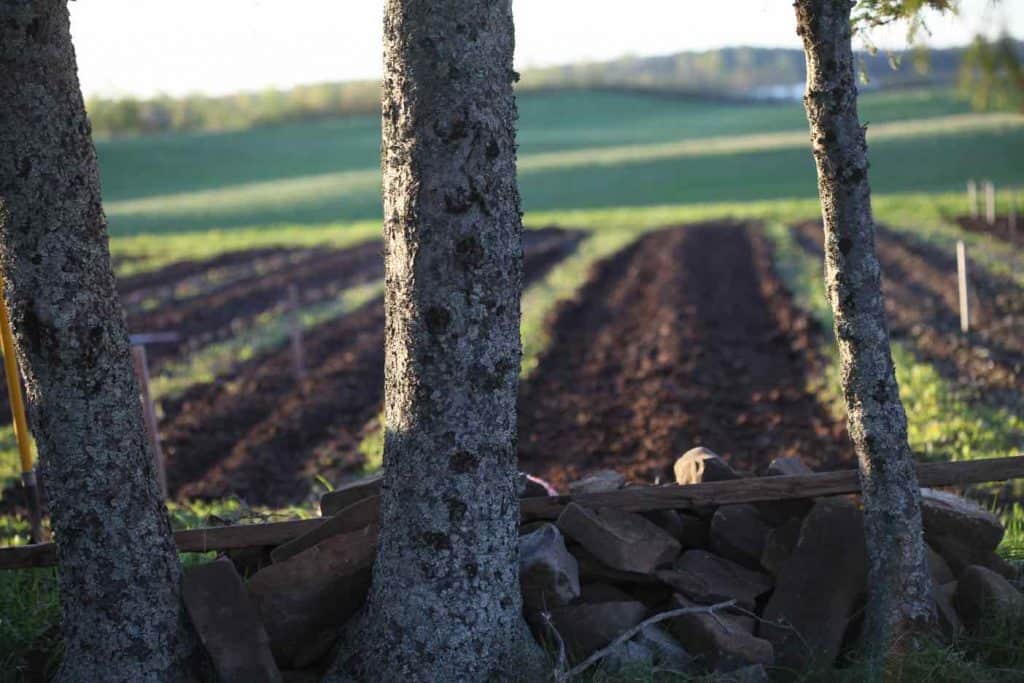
[0,293,42,542]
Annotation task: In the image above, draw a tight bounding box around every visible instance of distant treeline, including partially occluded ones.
[84,43,1009,138]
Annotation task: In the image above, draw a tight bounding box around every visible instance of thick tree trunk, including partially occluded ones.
[329,1,527,681]
[0,2,187,681]
[794,0,933,665]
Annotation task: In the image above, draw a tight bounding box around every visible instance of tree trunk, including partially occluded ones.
[0,2,187,680]
[328,1,528,681]
[794,0,933,665]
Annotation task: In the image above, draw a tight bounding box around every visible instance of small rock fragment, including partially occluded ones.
[569,469,627,496]
[674,447,739,485]
[557,503,680,574]
[519,523,580,611]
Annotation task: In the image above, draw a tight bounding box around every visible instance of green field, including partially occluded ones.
[97,88,1024,240]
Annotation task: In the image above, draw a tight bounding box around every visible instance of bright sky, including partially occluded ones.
[69,0,1023,99]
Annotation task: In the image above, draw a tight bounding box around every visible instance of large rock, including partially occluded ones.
[664,595,773,672]
[674,447,739,485]
[547,601,648,662]
[319,473,383,516]
[569,469,627,496]
[247,524,377,667]
[709,504,774,570]
[557,503,680,574]
[656,549,772,611]
[760,499,867,672]
[927,544,955,586]
[953,564,1024,631]
[182,558,282,683]
[920,489,1004,575]
[760,517,802,577]
[934,581,962,640]
[519,523,580,611]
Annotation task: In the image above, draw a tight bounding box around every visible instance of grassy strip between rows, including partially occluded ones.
[763,220,1024,558]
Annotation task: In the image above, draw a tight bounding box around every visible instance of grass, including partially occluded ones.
[95,88,1022,236]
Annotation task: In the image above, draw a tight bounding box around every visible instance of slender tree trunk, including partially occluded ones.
[794,0,933,667]
[0,2,187,680]
[329,1,527,681]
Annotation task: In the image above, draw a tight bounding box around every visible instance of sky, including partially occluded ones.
[69,0,1024,99]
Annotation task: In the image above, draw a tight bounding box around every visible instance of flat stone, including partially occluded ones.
[247,524,377,667]
[319,473,383,516]
[677,512,711,549]
[664,595,774,672]
[760,517,802,577]
[571,545,662,585]
[640,509,685,542]
[548,601,648,662]
[569,470,627,496]
[674,447,739,485]
[766,456,813,477]
[271,495,379,563]
[921,489,1004,575]
[760,499,867,672]
[953,564,1024,631]
[182,558,282,683]
[557,503,680,574]
[656,549,772,611]
[520,523,580,611]
[709,504,773,569]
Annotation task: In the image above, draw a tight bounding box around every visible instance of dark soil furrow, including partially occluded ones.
[793,221,1024,406]
[164,228,583,504]
[517,222,852,491]
[957,215,1024,247]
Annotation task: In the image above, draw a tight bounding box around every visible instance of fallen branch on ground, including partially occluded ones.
[1,455,1020,570]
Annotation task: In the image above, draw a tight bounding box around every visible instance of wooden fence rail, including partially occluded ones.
[2,455,1021,570]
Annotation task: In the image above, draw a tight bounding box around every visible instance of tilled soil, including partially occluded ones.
[163,228,584,506]
[793,221,1024,408]
[517,222,853,491]
[124,243,384,366]
[956,215,1023,247]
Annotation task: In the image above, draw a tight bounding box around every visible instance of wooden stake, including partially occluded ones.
[985,180,996,225]
[957,240,970,334]
[131,345,167,499]
[287,284,306,384]
[967,179,978,217]
[1009,193,1018,246]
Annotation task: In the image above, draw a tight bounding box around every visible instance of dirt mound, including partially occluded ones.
[518,222,852,491]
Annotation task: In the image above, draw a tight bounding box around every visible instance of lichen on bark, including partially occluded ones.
[0,2,187,680]
[327,1,533,681]
[793,0,934,667]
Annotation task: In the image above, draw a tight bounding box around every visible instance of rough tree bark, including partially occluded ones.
[794,0,933,665]
[0,2,187,680]
[328,1,531,681]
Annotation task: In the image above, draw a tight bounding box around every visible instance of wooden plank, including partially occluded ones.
[2,456,1021,570]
